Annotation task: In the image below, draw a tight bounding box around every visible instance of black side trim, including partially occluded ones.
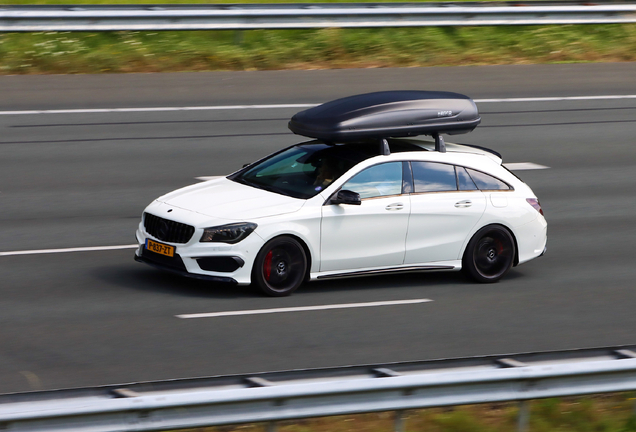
[402,161,413,194]
[317,265,455,280]
[135,255,237,284]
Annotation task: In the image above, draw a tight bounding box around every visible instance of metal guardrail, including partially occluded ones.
[1,2,636,31]
[1,345,636,432]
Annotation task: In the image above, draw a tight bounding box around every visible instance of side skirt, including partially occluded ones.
[315,265,457,280]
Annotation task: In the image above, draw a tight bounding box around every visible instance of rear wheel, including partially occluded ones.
[252,236,307,296]
[463,225,515,283]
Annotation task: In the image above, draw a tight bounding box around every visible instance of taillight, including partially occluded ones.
[526,198,544,216]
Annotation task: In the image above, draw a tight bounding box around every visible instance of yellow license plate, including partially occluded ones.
[145,239,175,257]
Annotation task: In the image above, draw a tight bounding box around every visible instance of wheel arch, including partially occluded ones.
[259,233,313,282]
[464,222,520,267]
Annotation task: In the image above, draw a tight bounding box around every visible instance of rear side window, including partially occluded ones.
[466,168,512,190]
[411,162,457,193]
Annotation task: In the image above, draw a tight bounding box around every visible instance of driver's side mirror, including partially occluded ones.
[331,189,361,205]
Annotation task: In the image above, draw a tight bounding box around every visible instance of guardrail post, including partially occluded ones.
[266,421,277,432]
[394,410,406,432]
[517,401,530,432]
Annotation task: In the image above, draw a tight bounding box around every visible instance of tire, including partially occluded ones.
[463,225,515,283]
[252,236,307,297]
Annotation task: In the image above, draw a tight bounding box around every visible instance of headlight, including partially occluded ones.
[200,222,257,244]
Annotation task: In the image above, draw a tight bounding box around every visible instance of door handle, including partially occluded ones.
[455,200,472,208]
[385,203,404,211]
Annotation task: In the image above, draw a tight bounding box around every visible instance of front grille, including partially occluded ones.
[144,213,195,244]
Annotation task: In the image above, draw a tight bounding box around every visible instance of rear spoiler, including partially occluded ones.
[457,143,502,160]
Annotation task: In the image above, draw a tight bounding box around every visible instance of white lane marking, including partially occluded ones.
[176,298,432,319]
[1,95,636,116]
[195,176,223,181]
[476,95,636,103]
[504,162,550,170]
[0,104,315,116]
[0,244,137,257]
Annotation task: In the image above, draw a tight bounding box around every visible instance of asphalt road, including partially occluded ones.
[1,63,635,394]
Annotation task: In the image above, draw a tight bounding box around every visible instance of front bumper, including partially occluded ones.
[135,222,264,285]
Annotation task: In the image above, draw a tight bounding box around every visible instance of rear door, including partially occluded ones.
[405,163,487,264]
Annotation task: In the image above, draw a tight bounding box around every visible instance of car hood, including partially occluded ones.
[156,177,305,220]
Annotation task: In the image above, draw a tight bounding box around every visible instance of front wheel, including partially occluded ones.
[252,237,307,297]
[463,225,515,283]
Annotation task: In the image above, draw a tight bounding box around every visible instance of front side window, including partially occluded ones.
[411,161,458,193]
[342,162,403,199]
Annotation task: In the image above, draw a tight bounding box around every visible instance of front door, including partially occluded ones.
[320,162,410,272]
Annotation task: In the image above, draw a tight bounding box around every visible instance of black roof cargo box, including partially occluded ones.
[289,91,480,143]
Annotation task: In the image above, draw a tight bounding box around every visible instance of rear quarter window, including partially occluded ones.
[466,168,512,191]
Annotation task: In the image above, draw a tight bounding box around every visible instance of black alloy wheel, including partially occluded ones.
[463,225,515,283]
[253,236,307,296]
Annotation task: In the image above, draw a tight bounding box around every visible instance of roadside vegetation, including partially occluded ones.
[175,395,636,432]
[1,23,636,74]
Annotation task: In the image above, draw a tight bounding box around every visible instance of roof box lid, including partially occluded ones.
[288,91,480,143]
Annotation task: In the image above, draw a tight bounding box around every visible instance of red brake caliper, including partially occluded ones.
[263,250,273,281]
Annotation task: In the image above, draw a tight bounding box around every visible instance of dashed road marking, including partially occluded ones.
[504,162,550,170]
[176,298,433,319]
[476,95,636,103]
[0,244,137,257]
[195,176,223,181]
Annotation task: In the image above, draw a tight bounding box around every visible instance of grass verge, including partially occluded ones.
[1,24,636,74]
[173,394,636,432]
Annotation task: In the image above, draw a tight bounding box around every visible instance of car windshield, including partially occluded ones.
[229,142,381,199]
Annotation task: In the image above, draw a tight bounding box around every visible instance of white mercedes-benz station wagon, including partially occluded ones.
[135,91,547,296]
